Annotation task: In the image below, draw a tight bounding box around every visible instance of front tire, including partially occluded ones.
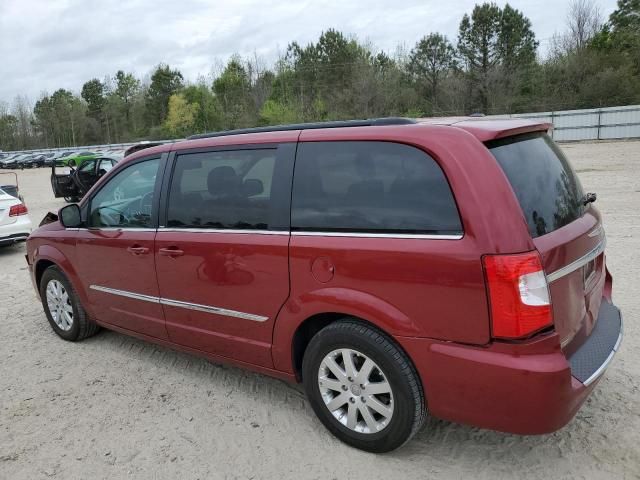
[39,266,100,341]
[302,319,426,452]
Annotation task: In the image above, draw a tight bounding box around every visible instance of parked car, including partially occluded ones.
[26,118,622,452]
[51,156,119,202]
[1,153,29,169]
[0,187,32,246]
[59,151,97,168]
[23,154,46,168]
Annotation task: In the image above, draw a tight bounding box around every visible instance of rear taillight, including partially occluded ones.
[9,203,28,217]
[483,251,553,339]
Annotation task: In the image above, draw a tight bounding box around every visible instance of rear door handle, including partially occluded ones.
[127,246,149,255]
[159,247,184,257]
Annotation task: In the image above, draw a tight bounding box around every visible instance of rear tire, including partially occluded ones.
[302,319,426,452]
[39,266,100,341]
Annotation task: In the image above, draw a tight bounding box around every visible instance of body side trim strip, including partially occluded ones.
[89,285,268,322]
[158,228,288,235]
[291,231,463,240]
[546,237,606,283]
[90,285,160,303]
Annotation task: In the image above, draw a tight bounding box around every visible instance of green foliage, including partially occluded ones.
[458,2,538,112]
[409,33,456,108]
[81,79,105,117]
[1,2,639,151]
[146,64,184,126]
[259,99,300,125]
[164,93,199,137]
[213,57,254,128]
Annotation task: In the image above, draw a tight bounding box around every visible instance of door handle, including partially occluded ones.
[159,247,184,257]
[127,245,149,255]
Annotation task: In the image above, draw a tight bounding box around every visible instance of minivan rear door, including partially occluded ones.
[488,133,606,349]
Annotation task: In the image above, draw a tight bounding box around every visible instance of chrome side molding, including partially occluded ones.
[291,231,463,240]
[546,237,606,283]
[89,285,268,322]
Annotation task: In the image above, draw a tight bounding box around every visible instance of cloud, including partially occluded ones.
[0,0,619,105]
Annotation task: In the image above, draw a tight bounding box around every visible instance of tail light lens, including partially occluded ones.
[9,203,28,217]
[483,251,553,339]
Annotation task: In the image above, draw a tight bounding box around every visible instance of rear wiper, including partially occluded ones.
[581,192,597,205]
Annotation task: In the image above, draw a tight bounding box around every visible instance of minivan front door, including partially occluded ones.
[154,144,295,367]
[76,157,168,339]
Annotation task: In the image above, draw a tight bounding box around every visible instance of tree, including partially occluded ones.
[213,57,254,128]
[0,101,18,150]
[498,4,537,68]
[146,64,184,126]
[554,0,603,54]
[181,83,222,133]
[597,0,640,71]
[408,33,456,109]
[81,79,105,117]
[458,3,502,112]
[164,93,199,137]
[114,70,140,121]
[457,2,537,112]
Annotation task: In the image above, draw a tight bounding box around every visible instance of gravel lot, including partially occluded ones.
[1,141,639,480]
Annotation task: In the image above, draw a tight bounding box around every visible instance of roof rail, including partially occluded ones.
[187,117,416,140]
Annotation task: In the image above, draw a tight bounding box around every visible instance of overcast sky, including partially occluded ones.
[0,0,618,105]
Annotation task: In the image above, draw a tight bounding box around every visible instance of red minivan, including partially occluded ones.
[26,118,622,452]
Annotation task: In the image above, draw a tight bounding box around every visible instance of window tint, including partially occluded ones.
[167,149,277,229]
[89,158,160,228]
[291,141,462,235]
[488,133,585,238]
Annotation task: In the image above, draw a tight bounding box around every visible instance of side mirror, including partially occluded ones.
[59,204,82,228]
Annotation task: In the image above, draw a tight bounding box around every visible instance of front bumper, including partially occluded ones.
[396,298,622,435]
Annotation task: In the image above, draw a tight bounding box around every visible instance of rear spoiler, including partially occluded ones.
[452,119,553,142]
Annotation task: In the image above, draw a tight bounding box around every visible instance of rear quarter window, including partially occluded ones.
[291,141,462,235]
[488,133,585,238]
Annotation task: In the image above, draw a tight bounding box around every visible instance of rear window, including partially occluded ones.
[291,141,462,235]
[488,133,585,238]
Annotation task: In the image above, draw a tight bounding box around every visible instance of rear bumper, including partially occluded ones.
[0,216,32,245]
[396,299,622,435]
[568,300,622,386]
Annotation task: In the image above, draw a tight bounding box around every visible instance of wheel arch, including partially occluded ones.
[33,246,91,313]
[272,287,423,378]
[289,312,418,384]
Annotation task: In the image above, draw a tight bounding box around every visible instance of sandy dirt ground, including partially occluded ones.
[0,141,639,480]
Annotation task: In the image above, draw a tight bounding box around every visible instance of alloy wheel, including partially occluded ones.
[318,348,394,434]
[46,280,74,331]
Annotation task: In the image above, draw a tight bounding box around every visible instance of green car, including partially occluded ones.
[56,151,98,167]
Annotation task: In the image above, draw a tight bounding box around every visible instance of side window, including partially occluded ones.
[97,159,115,175]
[167,149,277,229]
[89,158,160,228]
[291,141,462,235]
[79,159,96,172]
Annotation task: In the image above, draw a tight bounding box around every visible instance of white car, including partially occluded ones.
[0,187,32,246]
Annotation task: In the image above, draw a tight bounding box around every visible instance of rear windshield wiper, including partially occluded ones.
[581,192,597,205]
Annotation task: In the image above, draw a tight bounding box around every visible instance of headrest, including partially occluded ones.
[207,166,241,195]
